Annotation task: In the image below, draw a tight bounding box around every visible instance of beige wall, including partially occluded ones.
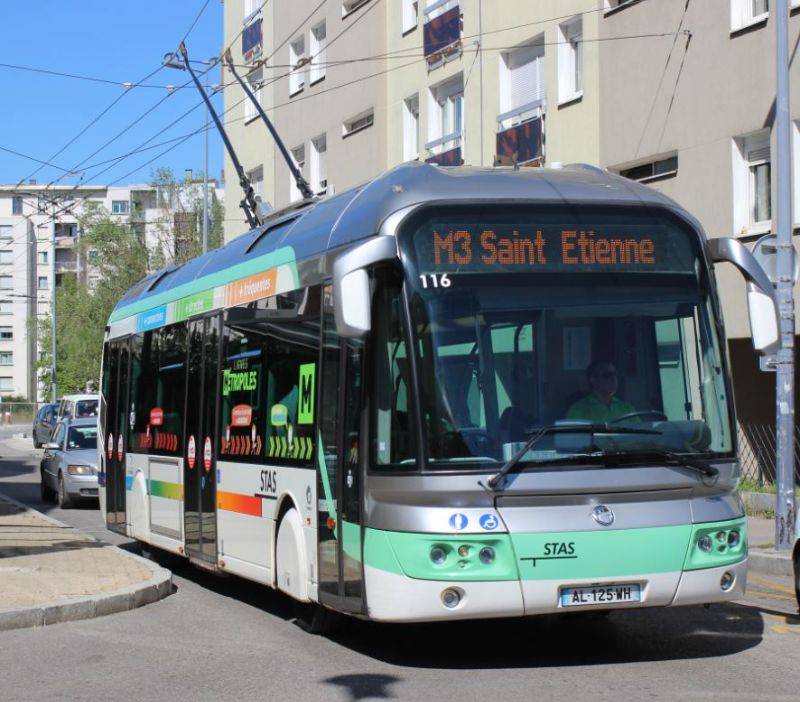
[599,0,800,339]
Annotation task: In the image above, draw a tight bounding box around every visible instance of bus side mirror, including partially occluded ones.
[332,236,397,338]
[707,237,780,354]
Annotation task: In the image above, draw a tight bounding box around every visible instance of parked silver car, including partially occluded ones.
[40,417,99,508]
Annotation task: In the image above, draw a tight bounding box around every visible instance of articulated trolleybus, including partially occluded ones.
[99,162,779,625]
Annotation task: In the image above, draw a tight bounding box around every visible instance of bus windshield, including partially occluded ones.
[381,205,734,470]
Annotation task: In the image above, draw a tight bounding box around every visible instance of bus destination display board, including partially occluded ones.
[408,212,698,275]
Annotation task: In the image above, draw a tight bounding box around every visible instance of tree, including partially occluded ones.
[35,203,151,396]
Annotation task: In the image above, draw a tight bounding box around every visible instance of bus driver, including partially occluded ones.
[566,360,635,424]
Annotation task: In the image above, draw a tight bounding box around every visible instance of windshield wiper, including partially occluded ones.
[597,448,719,478]
[485,423,662,490]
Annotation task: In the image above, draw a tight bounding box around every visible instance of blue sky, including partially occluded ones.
[0,1,224,188]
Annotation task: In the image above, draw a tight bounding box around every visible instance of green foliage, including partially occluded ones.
[33,182,224,399]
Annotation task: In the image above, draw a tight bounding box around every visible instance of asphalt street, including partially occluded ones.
[1,427,799,702]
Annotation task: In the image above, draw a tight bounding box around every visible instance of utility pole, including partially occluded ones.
[773,0,795,551]
[50,218,57,404]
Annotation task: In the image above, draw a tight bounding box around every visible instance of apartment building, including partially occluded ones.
[222,0,600,236]
[0,180,223,401]
[599,0,800,426]
[223,0,799,427]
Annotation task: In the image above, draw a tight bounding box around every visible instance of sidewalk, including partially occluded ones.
[0,491,172,631]
[746,510,795,578]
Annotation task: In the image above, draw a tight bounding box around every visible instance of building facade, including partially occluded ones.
[0,180,223,401]
[222,0,800,428]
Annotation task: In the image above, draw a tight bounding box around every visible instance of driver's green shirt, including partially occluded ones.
[566,395,635,423]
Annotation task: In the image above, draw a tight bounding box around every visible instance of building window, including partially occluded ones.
[38,251,48,265]
[0,351,12,366]
[0,301,10,315]
[499,38,545,130]
[12,196,23,215]
[0,251,12,265]
[403,94,420,161]
[733,131,771,236]
[0,225,12,241]
[309,22,327,85]
[731,0,769,31]
[619,155,678,183]
[402,0,418,33]
[0,377,13,392]
[558,17,582,104]
[111,200,129,215]
[289,146,306,202]
[38,276,49,290]
[242,0,263,64]
[38,301,49,315]
[245,67,263,123]
[289,36,306,96]
[427,75,464,161]
[248,166,264,202]
[311,135,328,194]
[343,109,375,137]
[343,0,372,16]
[0,327,12,340]
[0,276,12,290]
[604,0,640,11]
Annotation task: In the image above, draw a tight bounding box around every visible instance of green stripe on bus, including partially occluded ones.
[363,521,745,582]
[148,479,182,500]
[109,246,298,323]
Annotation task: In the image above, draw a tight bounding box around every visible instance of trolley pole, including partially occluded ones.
[773,0,796,551]
[203,65,209,255]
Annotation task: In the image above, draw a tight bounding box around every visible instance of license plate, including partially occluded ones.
[560,583,641,607]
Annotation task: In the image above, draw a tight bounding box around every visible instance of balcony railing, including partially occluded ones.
[495,114,544,167]
[426,146,462,167]
[425,131,463,166]
[423,1,460,64]
[242,17,262,63]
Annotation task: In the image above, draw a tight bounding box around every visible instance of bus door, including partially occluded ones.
[318,295,365,613]
[183,315,221,563]
[106,339,129,534]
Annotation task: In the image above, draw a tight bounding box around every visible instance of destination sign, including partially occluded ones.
[407,211,698,275]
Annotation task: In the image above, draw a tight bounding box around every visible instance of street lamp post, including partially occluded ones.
[50,219,56,403]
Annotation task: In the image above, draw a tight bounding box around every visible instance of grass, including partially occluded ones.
[739,478,800,496]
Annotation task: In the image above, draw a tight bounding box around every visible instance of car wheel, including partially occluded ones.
[33,438,42,449]
[793,548,800,613]
[57,473,73,509]
[40,469,54,502]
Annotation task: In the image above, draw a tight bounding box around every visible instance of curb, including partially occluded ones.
[0,492,173,632]
[748,547,795,578]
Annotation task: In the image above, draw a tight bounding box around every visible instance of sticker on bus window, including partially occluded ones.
[150,408,164,426]
[107,433,113,460]
[231,404,253,427]
[203,436,212,472]
[271,404,288,427]
[117,434,123,462]
[298,363,316,425]
[187,435,196,469]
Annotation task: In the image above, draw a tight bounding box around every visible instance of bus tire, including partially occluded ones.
[276,506,309,603]
[295,601,340,635]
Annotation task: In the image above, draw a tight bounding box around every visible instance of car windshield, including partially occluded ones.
[374,204,734,471]
[75,399,98,417]
[67,426,98,451]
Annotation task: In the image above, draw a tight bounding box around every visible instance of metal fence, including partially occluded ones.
[0,402,37,426]
[738,422,800,485]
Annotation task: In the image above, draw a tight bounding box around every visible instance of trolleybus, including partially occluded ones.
[99,162,779,626]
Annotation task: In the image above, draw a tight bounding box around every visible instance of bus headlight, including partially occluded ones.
[479,546,495,564]
[698,535,713,552]
[430,546,447,565]
[727,530,740,548]
[441,588,462,608]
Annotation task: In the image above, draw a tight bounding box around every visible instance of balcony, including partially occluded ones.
[495,103,544,167]
[242,17,262,63]
[423,0,461,66]
[425,131,463,167]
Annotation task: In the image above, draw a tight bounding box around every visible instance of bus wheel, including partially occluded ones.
[294,602,340,635]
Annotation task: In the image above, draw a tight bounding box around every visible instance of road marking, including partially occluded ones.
[750,575,796,596]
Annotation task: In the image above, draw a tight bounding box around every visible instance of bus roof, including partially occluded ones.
[111,161,697,319]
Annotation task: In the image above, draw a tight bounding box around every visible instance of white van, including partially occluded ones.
[57,394,99,421]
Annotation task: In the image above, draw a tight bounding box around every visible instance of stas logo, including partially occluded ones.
[521,541,577,568]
